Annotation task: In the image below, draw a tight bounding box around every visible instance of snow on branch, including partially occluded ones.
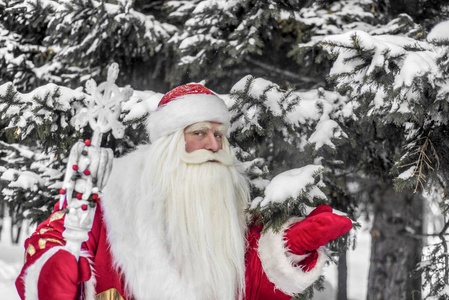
[258,164,326,208]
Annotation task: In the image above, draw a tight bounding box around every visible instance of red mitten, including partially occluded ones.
[38,249,91,300]
[284,205,352,271]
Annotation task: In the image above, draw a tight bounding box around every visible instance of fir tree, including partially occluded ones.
[0,0,56,91]
[166,0,332,91]
[0,0,176,92]
[323,17,449,298]
[0,141,56,237]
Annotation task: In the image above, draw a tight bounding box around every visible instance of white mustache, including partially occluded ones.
[181,149,234,166]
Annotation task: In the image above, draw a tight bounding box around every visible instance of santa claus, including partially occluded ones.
[15,84,352,300]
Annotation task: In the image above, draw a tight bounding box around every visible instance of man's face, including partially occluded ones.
[184,121,226,153]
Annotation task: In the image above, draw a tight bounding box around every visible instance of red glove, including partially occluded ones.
[284,205,352,271]
[38,249,92,300]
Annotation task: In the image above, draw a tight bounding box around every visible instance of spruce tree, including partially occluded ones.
[323,17,449,297]
[0,0,56,91]
[0,0,176,92]
[165,0,331,91]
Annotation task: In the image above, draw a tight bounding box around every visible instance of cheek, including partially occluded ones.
[185,139,200,153]
[184,133,198,153]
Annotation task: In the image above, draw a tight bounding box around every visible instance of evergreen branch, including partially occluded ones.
[245,57,317,83]
[404,232,449,238]
[400,131,439,193]
[321,41,358,51]
[429,136,440,170]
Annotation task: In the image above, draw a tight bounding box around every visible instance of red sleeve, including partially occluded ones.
[245,218,328,300]
[245,223,291,300]
[15,201,102,299]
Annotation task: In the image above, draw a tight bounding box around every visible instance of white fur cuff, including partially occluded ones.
[257,217,327,296]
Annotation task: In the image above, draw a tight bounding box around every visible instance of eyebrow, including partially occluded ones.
[185,122,226,134]
[185,123,211,133]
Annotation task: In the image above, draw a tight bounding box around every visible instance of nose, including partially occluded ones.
[205,132,221,152]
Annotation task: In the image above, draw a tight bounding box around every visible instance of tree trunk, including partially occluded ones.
[0,202,4,241]
[367,188,423,300]
[10,212,23,244]
[337,249,347,300]
[119,58,170,93]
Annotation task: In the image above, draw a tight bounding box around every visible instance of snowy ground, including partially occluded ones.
[0,215,32,300]
[0,216,371,300]
[0,243,23,300]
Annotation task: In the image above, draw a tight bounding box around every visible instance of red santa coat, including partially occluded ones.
[15,147,327,300]
[15,201,326,300]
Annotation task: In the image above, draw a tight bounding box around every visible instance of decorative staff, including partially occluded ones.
[58,63,133,259]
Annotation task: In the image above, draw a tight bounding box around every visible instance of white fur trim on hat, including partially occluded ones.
[147,94,230,143]
[257,217,327,295]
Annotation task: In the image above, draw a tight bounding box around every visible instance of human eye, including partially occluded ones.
[194,130,205,136]
[214,132,223,139]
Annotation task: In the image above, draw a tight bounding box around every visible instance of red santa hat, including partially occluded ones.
[147,84,230,142]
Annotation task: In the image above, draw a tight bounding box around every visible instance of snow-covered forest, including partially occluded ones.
[2,0,449,299]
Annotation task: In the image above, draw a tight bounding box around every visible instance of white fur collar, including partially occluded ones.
[102,145,196,300]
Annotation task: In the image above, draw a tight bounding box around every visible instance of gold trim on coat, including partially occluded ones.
[96,288,125,300]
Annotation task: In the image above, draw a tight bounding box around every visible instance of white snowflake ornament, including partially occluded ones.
[84,62,133,146]
[60,63,131,259]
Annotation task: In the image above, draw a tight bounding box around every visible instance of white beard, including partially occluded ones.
[143,130,250,300]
